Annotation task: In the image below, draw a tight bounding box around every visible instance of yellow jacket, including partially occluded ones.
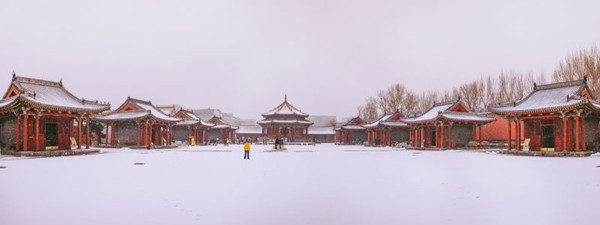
[244,142,250,151]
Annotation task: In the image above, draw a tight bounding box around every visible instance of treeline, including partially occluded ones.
[357,45,600,122]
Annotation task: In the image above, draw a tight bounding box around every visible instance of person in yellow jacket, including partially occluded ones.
[243,140,251,159]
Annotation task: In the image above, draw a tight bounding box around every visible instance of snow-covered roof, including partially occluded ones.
[262,96,309,117]
[439,112,496,123]
[93,110,150,121]
[403,100,493,124]
[257,119,314,125]
[488,80,596,114]
[308,126,336,135]
[156,104,183,116]
[174,119,215,127]
[339,117,366,130]
[362,111,408,128]
[402,102,455,123]
[125,98,180,122]
[207,116,239,130]
[94,97,181,123]
[2,76,110,113]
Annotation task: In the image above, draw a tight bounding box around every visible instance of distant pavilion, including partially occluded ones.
[258,96,313,141]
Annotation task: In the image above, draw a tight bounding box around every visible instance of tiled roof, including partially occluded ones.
[488,80,595,114]
[2,76,110,113]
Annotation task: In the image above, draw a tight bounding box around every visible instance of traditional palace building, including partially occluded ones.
[362,111,410,146]
[171,109,214,145]
[258,96,313,141]
[92,97,180,147]
[336,117,367,144]
[404,99,495,149]
[0,75,110,150]
[489,79,600,152]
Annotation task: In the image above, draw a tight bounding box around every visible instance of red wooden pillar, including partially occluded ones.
[110,124,115,145]
[440,123,446,148]
[575,116,580,151]
[16,114,20,151]
[77,116,82,149]
[514,120,519,150]
[86,115,90,149]
[507,118,512,150]
[105,123,109,145]
[35,113,40,150]
[478,125,482,146]
[448,124,453,148]
[144,123,148,146]
[23,112,28,151]
[436,124,441,148]
[563,116,568,151]
[136,123,141,146]
[582,116,586,151]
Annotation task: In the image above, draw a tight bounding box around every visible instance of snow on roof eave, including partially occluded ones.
[488,100,591,115]
[21,96,110,113]
[439,114,496,123]
[92,110,150,122]
[490,80,587,112]
[403,113,494,125]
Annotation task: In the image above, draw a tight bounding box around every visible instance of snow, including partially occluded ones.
[490,85,583,112]
[403,103,453,123]
[133,101,181,122]
[1,145,600,225]
[441,112,496,122]
[18,82,109,111]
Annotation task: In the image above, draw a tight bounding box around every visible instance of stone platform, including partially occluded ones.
[2,149,100,157]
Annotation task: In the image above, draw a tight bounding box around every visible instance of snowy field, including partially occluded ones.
[1,144,599,225]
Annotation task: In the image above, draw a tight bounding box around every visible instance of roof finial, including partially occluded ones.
[285,94,287,102]
[12,71,16,80]
[59,78,63,86]
[583,75,588,83]
[533,82,537,90]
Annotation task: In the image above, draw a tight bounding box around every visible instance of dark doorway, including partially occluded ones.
[46,123,58,147]
[431,130,437,147]
[281,128,289,137]
[542,125,555,149]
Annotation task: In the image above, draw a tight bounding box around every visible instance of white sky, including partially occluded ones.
[1,0,599,120]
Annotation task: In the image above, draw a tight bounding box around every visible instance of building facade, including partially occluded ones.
[0,75,110,150]
[258,96,313,142]
[489,79,600,152]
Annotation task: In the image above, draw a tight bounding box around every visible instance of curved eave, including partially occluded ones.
[92,113,150,122]
[3,95,110,114]
[257,120,313,125]
[488,100,592,116]
[405,115,494,125]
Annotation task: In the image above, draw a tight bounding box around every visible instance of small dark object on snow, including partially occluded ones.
[0,166,6,169]
[134,163,145,166]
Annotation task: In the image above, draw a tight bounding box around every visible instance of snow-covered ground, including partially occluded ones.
[1,144,599,225]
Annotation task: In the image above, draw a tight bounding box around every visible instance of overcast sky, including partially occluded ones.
[1,0,599,120]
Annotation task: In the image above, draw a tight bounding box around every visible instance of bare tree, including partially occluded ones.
[357,96,380,122]
[552,45,600,97]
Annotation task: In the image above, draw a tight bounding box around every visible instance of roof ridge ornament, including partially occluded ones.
[12,71,16,80]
